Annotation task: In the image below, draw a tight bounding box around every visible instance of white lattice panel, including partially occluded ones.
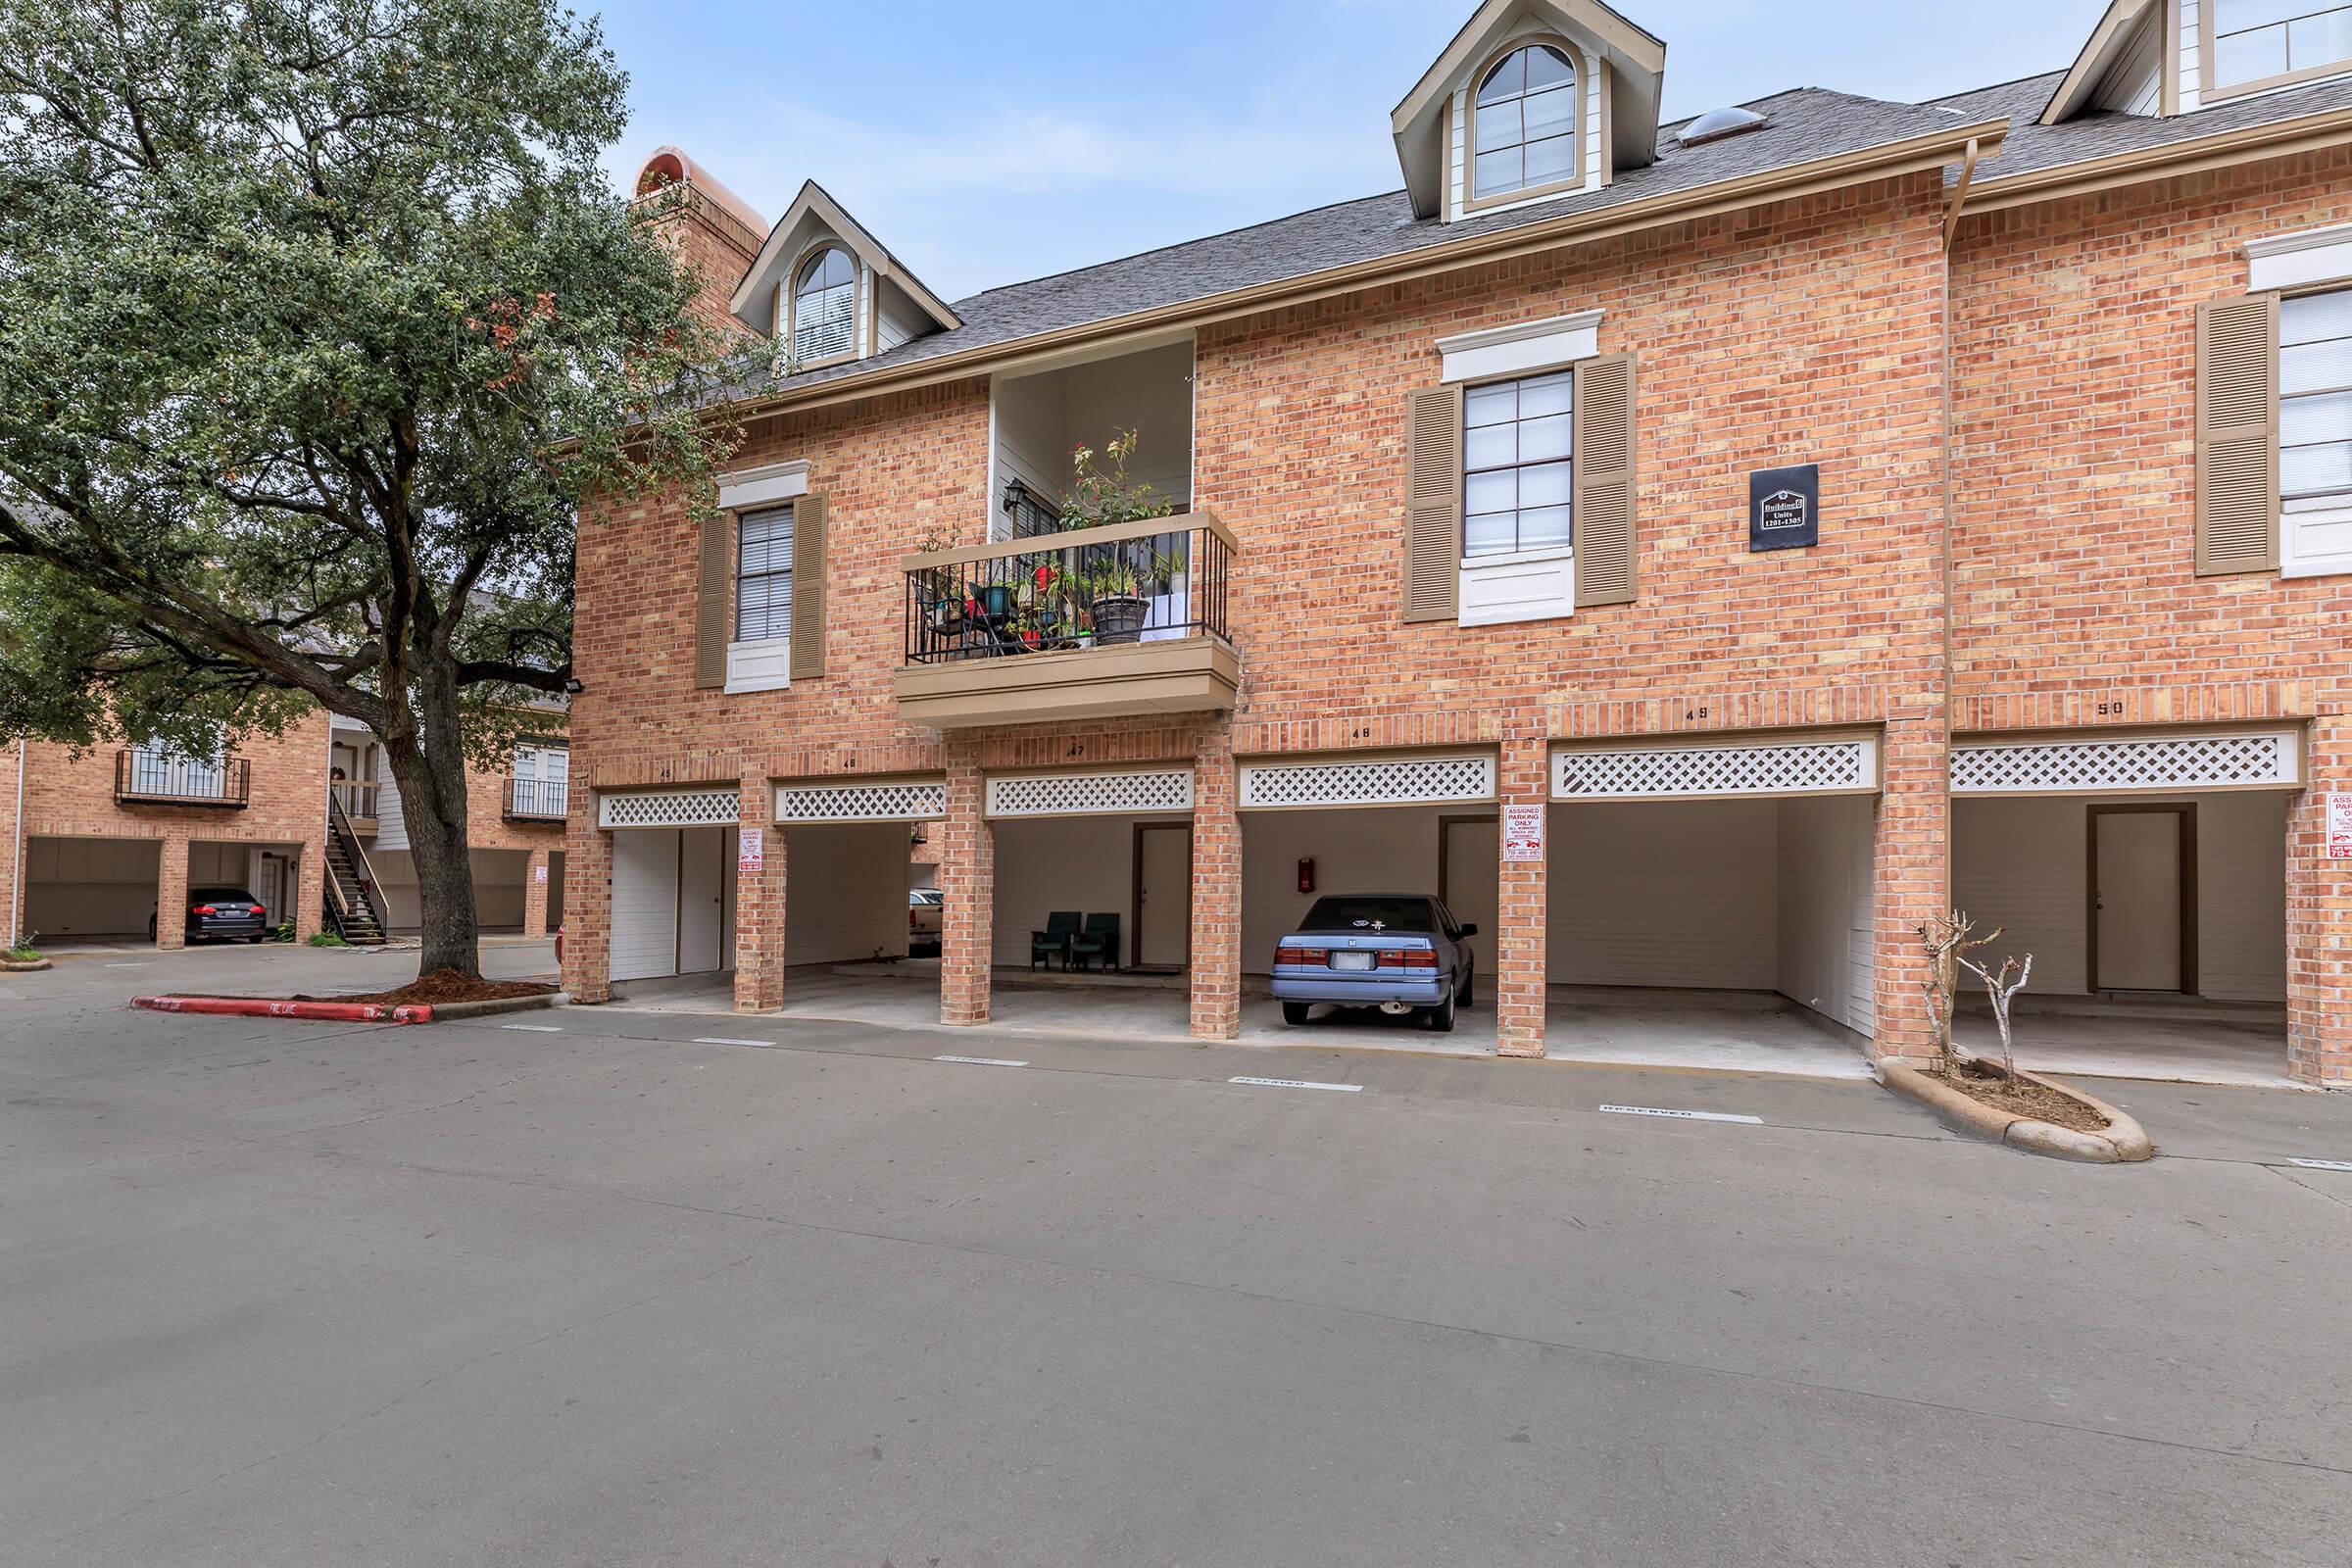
[1239,754,1496,809]
[596,788,742,829]
[1950,731,2298,794]
[1553,739,1879,800]
[985,769,1194,818]
[774,780,946,822]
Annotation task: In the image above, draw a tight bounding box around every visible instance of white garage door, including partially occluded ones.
[610,830,681,982]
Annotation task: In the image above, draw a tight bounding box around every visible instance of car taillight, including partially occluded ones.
[1277,946,1327,965]
[251,905,267,918]
[1381,948,1439,969]
[192,906,218,915]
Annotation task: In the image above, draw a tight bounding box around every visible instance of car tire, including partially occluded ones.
[1425,990,1457,1032]
[1282,1002,1312,1026]
[1460,967,1476,1007]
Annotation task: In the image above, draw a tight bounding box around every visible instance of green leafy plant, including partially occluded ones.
[308,931,352,949]
[1059,429,1177,530]
[5,930,39,961]
[276,919,298,944]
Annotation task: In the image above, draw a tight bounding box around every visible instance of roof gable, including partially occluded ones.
[1391,0,1667,218]
[727,180,961,338]
[2040,0,2162,124]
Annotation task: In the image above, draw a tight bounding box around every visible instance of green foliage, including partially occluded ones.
[1059,429,1177,531]
[5,932,39,961]
[308,930,351,948]
[0,0,737,771]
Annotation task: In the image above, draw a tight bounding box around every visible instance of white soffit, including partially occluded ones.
[2247,222,2352,293]
[985,769,1195,819]
[1553,735,1882,801]
[1437,310,1603,383]
[773,778,947,823]
[597,789,742,829]
[1949,730,2302,795]
[1239,753,1498,809]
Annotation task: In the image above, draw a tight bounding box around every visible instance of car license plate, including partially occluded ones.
[1329,951,1374,971]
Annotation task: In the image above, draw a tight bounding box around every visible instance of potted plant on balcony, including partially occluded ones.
[1058,428,1177,532]
[1089,554,1150,644]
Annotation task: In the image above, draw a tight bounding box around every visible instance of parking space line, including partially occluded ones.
[500,1023,564,1033]
[2287,1157,2352,1173]
[104,961,149,968]
[936,1054,1029,1067]
[1599,1104,1763,1126]
[696,1037,779,1049]
[1230,1076,1362,1093]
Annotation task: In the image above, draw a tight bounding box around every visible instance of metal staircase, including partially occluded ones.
[323,792,390,945]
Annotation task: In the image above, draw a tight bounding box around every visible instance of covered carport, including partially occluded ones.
[1236,750,1499,1047]
[597,787,740,999]
[1544,733,1884,1077]
[21,836,161,943]
[1950,728,2296,1087]
[771,777,941,995]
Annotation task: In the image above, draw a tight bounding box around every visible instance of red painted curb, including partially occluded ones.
[131,996,433,1024]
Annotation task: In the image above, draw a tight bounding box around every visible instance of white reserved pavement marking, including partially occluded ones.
[1230,1076,1362,1093]
[697,1037,779,1049]
[500,1023,564,1033]
[1599,1104,1764,1126]
[2288,1157,2352,1173]
[936,1054,1029,1068]
[104,961,149,968]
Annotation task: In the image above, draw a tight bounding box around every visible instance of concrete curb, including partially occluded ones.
[1876,1060,2155,1163]
[2,957,52,972]
[130,991,563,1026]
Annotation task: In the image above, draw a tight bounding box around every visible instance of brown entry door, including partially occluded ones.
[1133,824,1193,971]
[2090,807,2193,994]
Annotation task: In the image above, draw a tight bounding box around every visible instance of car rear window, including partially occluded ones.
[1298,896,1436,933]
[191,888,258,904]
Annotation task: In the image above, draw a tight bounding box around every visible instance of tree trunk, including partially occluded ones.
[381,676,483,979]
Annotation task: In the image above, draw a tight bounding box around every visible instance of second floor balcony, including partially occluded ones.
[116,750,250,808]
[330,780,381,834]
[504,774,569,822]
[894,514,1241,729]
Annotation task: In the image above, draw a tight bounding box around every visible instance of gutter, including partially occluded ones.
[731,117,2011,424]
[1965,102,2352,212]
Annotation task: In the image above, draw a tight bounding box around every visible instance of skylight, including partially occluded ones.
[1677,106,1767,147]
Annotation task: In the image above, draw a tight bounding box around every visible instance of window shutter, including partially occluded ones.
[790,493,829,678]
[1403,385,1463,623]
[694,513,736,689]
[2195,293,2279,576]
[1574,351,1638,607]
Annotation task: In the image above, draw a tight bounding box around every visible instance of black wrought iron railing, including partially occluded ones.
[115,750,250,807]
[504,775,569,820]
[902,514,1235,666]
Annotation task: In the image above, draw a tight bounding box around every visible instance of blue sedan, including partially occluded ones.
[1271,894,1477,1032]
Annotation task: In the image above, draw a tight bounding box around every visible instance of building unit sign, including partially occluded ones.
[1748,463,1820,552]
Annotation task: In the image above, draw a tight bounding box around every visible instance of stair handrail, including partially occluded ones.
[324,788,392,935]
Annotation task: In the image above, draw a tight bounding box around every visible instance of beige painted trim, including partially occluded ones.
[896,637,1242,729]
[1391,0,1663,133]
[901,510,1237,572]
[1943,137,1981,250]
[2163,0,2182,117]
[1461,33,1587,213]
[2040,0,2158,123]
[782,237,861,371]
[2198,0,2352,106]
[1967,103,2352,213]
[741,121,2006,427]
[728,179,962,332]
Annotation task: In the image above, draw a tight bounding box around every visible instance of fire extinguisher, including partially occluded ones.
[1297,858,1315,895]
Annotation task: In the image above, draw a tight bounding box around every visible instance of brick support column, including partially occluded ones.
[1189,726,1242,1040]
[1870,712,1949,1067]
[563,811,612,1004]
[2286,710,2352,1087]
[1494,734,1549,1057]
[521,847,552,940]
[154,830,190,951]
[734,775,787,1013]
[939,744,993,1026]
[294,845,325,941]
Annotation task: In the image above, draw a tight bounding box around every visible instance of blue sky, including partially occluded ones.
[591,0,2106,304]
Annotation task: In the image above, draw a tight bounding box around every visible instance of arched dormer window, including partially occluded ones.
[790,246,857,364]
[1469,42,1581,205]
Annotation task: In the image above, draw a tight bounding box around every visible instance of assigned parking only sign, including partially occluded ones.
[2328,795,2352,860]
[1502,804,1545,863]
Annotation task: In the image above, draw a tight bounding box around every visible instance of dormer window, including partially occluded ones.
[2207,0,2352,99]
[790,246,857,365]
[1470,42,1582,204]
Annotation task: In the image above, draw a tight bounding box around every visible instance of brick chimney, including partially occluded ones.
[631,147,767,341]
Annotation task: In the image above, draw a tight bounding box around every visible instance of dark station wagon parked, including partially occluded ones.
[1270,893,1477,1032]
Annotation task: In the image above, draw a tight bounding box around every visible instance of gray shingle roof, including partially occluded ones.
[738,85,1974,401]
[1935,69,2352,185]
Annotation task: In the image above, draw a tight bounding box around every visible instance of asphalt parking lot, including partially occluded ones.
[3,943,2349,1565]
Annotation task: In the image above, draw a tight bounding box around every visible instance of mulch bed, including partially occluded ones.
[1934,1058,2110,1135]
[309,968,557,1006]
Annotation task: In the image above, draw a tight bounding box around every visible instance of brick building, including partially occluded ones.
[561,0,2352,1086]
[2,715,568,951]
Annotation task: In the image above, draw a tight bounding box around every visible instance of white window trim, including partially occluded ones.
[1437,309,1603,384]
[724,635,792,695]
[1458,544,1577,627]
[716,459,808,513]
[2247,221,2352,292]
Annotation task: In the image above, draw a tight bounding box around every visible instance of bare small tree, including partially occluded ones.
[1959,953,2034,1084]
[1917,911,2002,1070]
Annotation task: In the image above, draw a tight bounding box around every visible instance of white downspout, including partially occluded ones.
[9,738,24,949]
